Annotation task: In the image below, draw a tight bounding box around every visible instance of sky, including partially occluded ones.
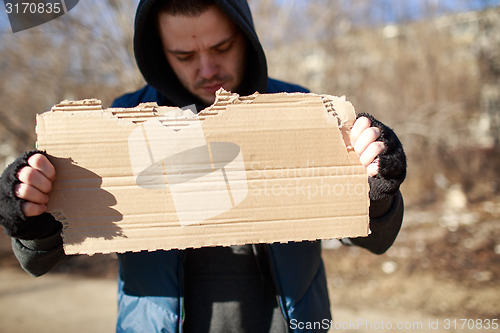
[389,0,500,22]
[273,0,500,25]
[331,0,500,25]
[1,0,500,33]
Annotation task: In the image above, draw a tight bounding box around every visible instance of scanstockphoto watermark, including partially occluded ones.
[3,0,79,33]
[250,177,366,199]
[290,318,499,331]
[290,318,422,331]
[248,161,367,199]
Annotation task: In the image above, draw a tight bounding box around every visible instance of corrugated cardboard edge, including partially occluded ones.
[39,89,370,255]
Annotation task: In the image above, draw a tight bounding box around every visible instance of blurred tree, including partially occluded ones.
[1,0,498,202]
[0,0,142,159]
[250,0,500,203]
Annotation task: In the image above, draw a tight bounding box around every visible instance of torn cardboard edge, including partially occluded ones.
[37,89,370,255]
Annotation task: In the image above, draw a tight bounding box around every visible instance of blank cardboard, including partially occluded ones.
[36,90,369,255]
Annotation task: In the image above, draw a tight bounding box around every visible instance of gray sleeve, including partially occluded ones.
[346,190,404,254]
[11,232,66,277]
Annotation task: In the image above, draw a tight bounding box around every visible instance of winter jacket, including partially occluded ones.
[0,0,406,332]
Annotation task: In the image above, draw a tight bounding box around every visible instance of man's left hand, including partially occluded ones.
[350,116,385,177]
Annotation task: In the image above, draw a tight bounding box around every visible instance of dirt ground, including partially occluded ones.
[323,199,500,332]
[0,202,499,333]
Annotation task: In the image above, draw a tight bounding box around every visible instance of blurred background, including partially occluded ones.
[0,0,499,332]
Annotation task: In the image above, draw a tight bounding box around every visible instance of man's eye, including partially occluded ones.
[215,42,232,53]
[176,55,193,62]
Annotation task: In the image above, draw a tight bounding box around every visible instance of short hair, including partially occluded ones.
[156,0,216,17]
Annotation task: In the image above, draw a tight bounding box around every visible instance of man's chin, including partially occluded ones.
[192,90,218,105]
[197,94,217,105]
[193,84,237,105]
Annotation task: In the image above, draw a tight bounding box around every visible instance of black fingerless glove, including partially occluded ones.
[0,150,61,240]
[357,113,407,201]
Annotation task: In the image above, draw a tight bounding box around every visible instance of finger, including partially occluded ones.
[17,166,53,194]
[359,141,385,167]
[28,154,55,181]
[14,183,49,204]
[366,159,380,177]
[350,116,372,146]
[21,201,47,217]
[354,127,381,156]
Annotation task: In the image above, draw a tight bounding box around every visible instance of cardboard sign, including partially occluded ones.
[36,90,369,255]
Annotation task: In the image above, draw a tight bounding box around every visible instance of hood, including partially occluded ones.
[133,0,268,108]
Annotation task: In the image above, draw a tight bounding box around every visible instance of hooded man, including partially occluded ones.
[0,0,407,332]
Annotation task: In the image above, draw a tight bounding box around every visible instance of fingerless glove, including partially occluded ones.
[0,150,61,240]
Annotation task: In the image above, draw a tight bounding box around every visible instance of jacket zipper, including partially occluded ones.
[263,244,290,333]
[179,250,186,333]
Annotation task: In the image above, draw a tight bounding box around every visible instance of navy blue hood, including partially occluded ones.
[133,0,268,108]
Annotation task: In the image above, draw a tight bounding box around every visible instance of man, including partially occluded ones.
[0,0,406,332]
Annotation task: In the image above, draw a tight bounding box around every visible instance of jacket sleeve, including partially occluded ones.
[347,191,404,254]
[12,233,66,277]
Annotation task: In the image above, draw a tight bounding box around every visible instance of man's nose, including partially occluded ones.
[199,55,218,79]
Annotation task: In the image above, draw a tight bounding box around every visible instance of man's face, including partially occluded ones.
[158,5,247,105]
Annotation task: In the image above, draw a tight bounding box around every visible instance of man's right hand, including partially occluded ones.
[0,150,61,240]
[15,153,55,217]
